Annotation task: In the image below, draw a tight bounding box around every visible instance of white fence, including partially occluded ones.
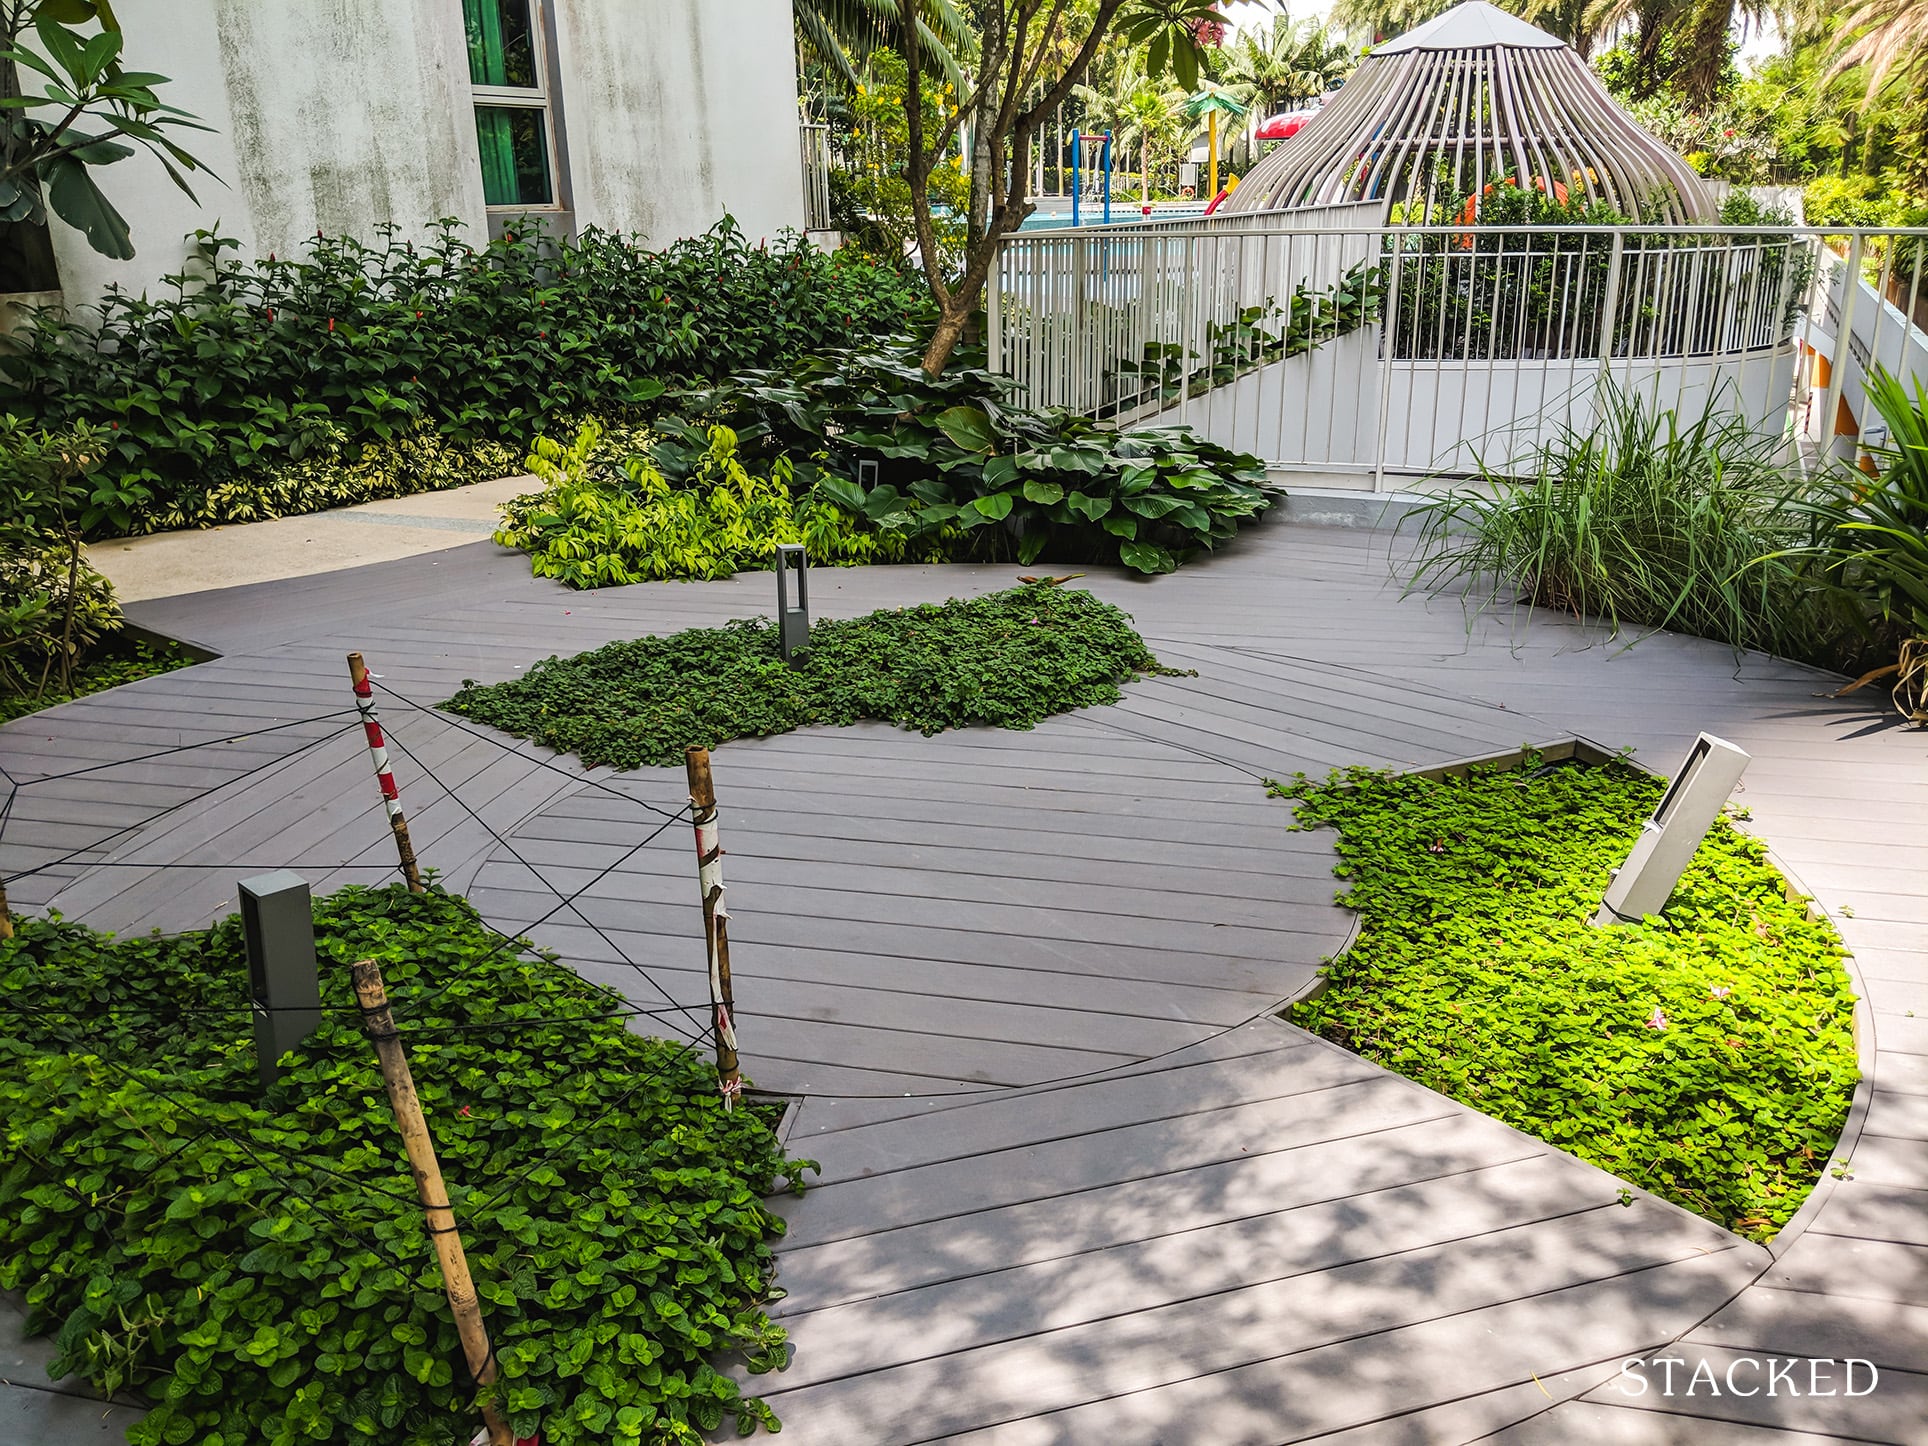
[800,122,833,233]
[986,218,1928,487]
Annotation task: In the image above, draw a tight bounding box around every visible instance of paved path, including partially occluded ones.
[1,524,1922,1443]
[83,474,535,602]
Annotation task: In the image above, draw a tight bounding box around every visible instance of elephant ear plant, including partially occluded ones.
[647,347,1278,576]
[0,0,211,269]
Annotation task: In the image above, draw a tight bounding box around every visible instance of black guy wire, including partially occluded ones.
[369,797,693,1036]
[9,709,361,787]
[0,718,362,886]
[373,679,687,821]
[380,730,708,1048]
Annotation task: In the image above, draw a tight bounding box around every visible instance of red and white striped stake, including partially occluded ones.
[684,746,741,1109]
[347,651,424,894]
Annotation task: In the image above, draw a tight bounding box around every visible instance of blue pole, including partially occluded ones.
[1071,130,1081,227]
[1101,133,1112,224]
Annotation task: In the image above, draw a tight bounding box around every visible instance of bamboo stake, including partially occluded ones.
[0,879,13,940]
[346,652,424,893]
[349,958,511,1446]
[684,747,741,1108]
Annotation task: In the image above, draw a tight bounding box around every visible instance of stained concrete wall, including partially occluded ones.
[45,0,806,308]
[551,0,806,245]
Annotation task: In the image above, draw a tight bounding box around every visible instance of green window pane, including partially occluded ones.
[463,0,538,88]
[475,106,554,207]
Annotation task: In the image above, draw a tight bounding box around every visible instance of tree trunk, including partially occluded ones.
[1680,0,1733,110]
[1142,135,1150,206]
[921,303,971,376]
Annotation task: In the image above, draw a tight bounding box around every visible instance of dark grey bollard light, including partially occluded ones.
[240,870,323,1089]
[775,543,810,665]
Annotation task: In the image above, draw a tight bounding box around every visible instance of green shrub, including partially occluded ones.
[1389,187,1812,362]
[444,581,1178,769]
[1402,386,1851,663]
[0,637,189,725]
[648,348,1277,575]
[0,219,930,538]
[0,418,128,705]
[0,883,812,1445]
[1782,369,1928,717]
[1276,758,1856,1240]
[1792,369,1928,645]
[497,420,938,587]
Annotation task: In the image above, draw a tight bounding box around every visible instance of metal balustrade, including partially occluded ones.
[986,216,1928,488]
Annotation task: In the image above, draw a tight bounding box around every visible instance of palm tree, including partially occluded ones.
[1332,0,1615,53]
[1226,15,1357,114]
[1823,0,1928,99]
[795,0,977,92]
[1328,0,1455,44]
[1074,66,1186,204]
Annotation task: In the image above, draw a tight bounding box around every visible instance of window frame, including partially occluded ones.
[464,0,572,231]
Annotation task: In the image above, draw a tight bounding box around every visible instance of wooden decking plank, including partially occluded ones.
[1689,1284,1928,1375]
[1478,1399,1887,1445]
[778,1073,1445,1246]
[773,1112,1535,1310]
[462,910,1330,995]
[761,1216,1754,1444]
[1760,1236,1928,1308]
[768,1154,1600,1386]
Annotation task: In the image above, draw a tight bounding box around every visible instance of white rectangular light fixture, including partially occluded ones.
[1593,733,1751,926]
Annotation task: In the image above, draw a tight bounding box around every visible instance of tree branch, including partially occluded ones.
[900,0,952,309]
[1017,0,1127,132]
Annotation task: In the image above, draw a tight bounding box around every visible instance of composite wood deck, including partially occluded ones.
[2,524,1922,1443]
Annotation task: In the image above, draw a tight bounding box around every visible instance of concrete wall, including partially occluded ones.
[551,0,806,245]
[1142,336,1800,483]
[44,0,805,308]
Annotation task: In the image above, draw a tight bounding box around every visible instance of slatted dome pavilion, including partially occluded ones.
[1223,1,1717,223]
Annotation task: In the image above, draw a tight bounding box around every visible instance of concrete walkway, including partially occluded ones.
[84,474,536,603]
[2,525,1923,1443]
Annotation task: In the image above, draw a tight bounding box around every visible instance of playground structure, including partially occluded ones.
[1222,2,1714,225]
[1068,129,1113,227]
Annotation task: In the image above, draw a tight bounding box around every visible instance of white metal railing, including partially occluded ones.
[800,121,833,232]
[987,219,1928,487]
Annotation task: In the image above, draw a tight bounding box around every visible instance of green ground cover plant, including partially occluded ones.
[639,347,1277,576]
[0,219,927,538]
[444,580,1175,769]
[0,883,813,1445]
[1276,757,1856,1241]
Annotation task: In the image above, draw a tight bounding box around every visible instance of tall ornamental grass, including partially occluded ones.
[1403,385,1848,663]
